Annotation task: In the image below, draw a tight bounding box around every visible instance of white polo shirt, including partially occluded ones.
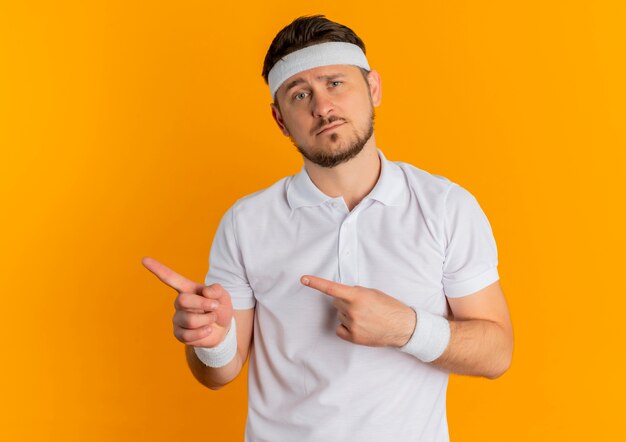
[204,149,499,442]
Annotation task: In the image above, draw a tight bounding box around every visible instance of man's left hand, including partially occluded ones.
[301,275,417,348]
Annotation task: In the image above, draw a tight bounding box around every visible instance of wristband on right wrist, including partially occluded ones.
[193,317,237,368]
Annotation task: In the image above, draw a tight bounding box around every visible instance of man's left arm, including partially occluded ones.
[301,275,514,380]
[430,181,513,378]
[431,280,513,379]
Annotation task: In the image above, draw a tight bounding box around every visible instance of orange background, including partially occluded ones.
[1,1,625,441]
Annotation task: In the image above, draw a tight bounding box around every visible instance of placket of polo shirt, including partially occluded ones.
[336,199,374,286]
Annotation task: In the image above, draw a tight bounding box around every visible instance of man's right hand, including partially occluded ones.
[141,256,234,348]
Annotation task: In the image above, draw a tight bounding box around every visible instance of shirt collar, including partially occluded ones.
[286,148,407,210]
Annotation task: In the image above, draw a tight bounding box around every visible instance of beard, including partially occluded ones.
[289,108,375,169]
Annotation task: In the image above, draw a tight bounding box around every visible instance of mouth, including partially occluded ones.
[316,121,345,135]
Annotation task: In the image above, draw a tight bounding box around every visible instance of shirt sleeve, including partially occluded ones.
[442,183,500,298]
[204,205,256,309]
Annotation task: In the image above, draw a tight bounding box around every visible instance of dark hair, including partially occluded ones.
[262,15,368,85]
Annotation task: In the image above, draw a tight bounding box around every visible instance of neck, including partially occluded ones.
[303,138,381,211]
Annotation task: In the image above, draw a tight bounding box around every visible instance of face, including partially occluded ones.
[271,64,382,168]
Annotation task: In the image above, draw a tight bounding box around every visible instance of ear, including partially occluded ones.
[270,103,290,136]
[365,69,382,107]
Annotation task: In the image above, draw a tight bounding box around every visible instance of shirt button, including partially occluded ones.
[331,202,338,208]
[346,251,351,255]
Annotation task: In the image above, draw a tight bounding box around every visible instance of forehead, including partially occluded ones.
[276,64,362,98]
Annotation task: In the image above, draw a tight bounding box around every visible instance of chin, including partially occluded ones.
[297,140,366,169]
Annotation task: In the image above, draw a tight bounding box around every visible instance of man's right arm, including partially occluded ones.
[185,308,255,390]
[141,257,255,390]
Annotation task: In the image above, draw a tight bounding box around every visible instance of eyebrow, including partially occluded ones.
[282,73,347,96]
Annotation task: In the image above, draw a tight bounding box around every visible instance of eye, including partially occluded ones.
[294,91,309,101]
[330,80,343,87]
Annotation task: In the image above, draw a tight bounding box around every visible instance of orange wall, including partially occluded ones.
[1,1,625,441]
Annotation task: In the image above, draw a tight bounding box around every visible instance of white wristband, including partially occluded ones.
[193,317,237,368]
[400,308,451,363]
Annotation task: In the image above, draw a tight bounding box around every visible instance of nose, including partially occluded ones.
[311,89,334,118]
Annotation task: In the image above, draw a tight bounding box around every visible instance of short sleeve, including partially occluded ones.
[204,205,256,309]
[442,184,499,298]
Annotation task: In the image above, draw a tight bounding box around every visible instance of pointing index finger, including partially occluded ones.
[301,275,353,300]
[142,256,203,294]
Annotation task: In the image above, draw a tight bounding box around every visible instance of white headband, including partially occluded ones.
[267,41,370,100]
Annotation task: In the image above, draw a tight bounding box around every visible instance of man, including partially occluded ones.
[143,15,513,441]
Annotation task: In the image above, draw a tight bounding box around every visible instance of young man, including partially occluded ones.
[143,15,513,442]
